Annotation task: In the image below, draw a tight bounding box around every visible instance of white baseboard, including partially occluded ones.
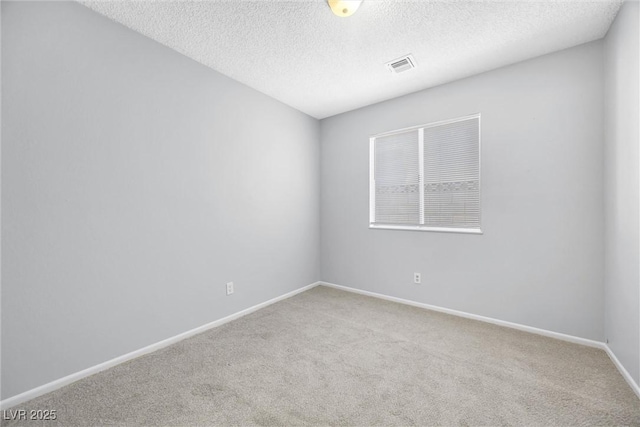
[4,280,638,408]
[320,281,640,399]
[0,281,321,410]
[320,281,603,348]
[603,343,640,399]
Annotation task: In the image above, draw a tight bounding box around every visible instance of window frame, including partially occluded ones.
[369,113,482,234]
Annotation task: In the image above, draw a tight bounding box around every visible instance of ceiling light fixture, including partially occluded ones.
[328,0,363,18]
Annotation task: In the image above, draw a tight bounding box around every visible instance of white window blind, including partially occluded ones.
[373,130,420,225]
[370,114,481,233]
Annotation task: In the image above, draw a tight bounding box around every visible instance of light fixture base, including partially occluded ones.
[328,0,363,18]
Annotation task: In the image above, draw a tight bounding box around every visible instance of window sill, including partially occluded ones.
[369,224,483,234]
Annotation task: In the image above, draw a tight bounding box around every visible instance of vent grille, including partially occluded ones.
[387,55,416,74]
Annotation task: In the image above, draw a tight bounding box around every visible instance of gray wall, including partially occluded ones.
[1,1,320,400]
[604,0,640,385]
[320,41,605,341]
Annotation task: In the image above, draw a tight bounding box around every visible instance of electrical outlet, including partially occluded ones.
[414,273,421,284]
[226,282,234,295]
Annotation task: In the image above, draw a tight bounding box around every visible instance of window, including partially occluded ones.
[369,114,481,233]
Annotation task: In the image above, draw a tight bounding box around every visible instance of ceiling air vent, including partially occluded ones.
[386,54,416,74]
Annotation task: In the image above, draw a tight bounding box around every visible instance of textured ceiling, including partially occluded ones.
[81,0,622,119]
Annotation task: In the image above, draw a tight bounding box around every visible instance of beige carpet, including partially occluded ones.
[3,286,639,426]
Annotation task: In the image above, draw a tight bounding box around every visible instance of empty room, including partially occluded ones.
[1,0,639,425]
